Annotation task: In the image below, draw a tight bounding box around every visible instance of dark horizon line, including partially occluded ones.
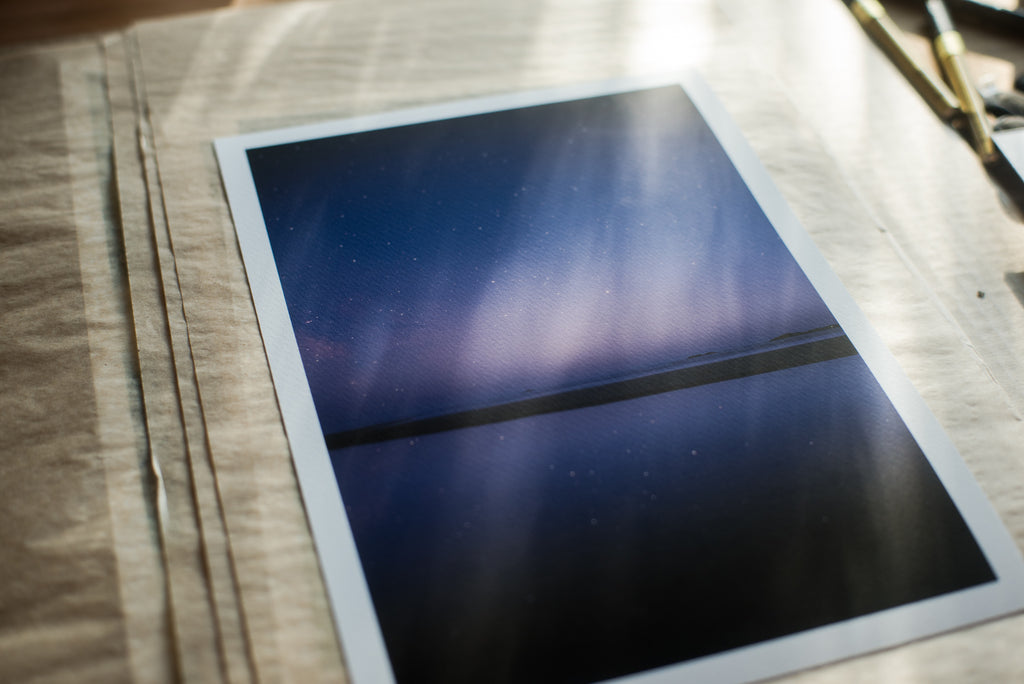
[323,332,857,450]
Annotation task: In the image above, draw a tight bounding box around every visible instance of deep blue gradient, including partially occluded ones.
[246,86,994,684]
[331,356,992,683]
[249,87,836,435]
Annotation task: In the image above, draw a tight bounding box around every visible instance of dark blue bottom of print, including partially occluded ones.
[331,354,993,684]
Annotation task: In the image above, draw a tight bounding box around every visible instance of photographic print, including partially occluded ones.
[216,77,1024,684]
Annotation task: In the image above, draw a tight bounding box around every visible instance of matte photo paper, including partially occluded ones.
[216,76,1024,684]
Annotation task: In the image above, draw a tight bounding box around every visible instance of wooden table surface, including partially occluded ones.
[1,0,1020,57]
[0,0,272,45]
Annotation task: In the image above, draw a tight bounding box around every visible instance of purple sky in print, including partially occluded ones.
[247,86,836,435]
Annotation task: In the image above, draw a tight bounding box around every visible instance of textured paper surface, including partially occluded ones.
[60,42,174,684]
[0,41,163,683]
[2,0,1023,681]
[104,33,251,684]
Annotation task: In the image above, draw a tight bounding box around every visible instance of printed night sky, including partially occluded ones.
[247,86,994,684]
[249,87,835,435]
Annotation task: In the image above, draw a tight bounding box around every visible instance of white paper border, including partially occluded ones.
[215,74,1024,684]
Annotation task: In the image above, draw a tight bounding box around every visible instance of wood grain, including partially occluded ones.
[0,0,284,45]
